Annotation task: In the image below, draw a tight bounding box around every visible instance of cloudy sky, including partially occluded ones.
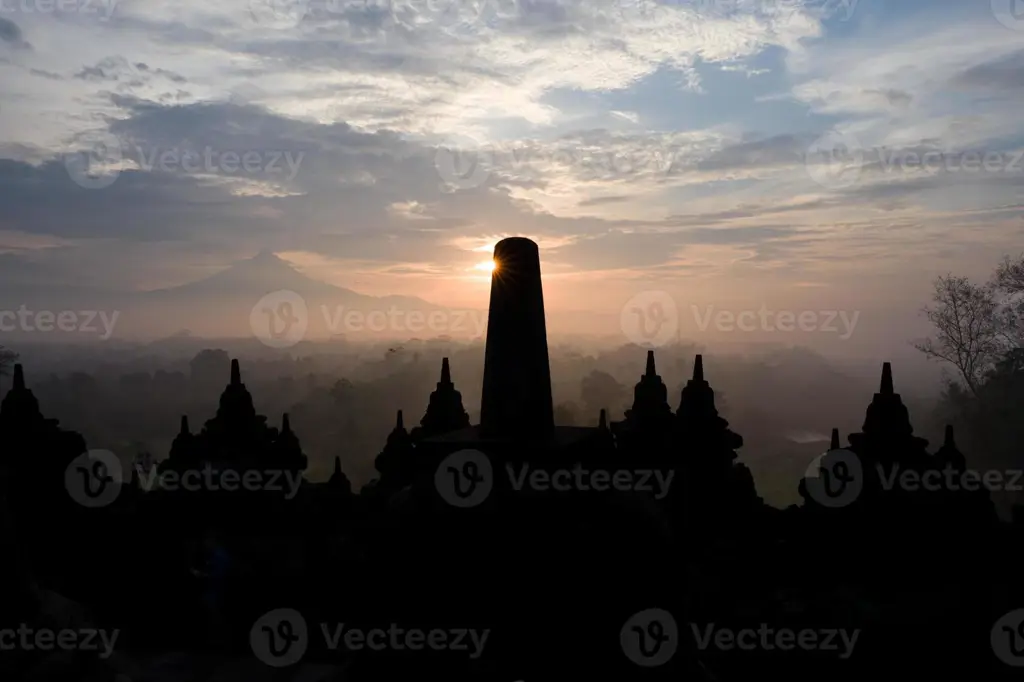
[1,0,1023,349]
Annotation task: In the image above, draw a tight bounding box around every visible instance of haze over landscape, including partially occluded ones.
[3,0,1023,508]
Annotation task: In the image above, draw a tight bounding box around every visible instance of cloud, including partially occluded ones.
[952,50,1024,91]
[0,18,30,50]
[0,0,1022,322]
[695,134,805,172]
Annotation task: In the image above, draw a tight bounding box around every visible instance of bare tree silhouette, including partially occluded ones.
[914,274,1002,395]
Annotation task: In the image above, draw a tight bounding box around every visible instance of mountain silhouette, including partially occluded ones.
[124,251,465,341]
[144,250,368,301]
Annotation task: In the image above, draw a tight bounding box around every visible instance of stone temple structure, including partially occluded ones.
[417,237,604,464]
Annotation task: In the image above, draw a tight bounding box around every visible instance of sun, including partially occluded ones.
[474,259,497,273]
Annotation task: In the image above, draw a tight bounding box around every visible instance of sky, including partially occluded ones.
[1,0,1023,354]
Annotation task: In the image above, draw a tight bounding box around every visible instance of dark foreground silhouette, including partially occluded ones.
[2,238,1022,681]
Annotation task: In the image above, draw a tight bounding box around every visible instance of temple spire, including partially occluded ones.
[880,362,893,395]
[830,427,840,450]
[179,415,190,435]
[13,364,24,391]
[599,409,608,430]
[328,456,351,494]
[934,422,966,472]
[230,359,241,386]
[693,354,704,382]
[849,359,926,454]
[624,350,672,431]
[415,358,471,439]
[396,409,404,430]
[282,413,291,434]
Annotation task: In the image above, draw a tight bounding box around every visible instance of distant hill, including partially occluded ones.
[128,251,470,342]
[0,251,483,344]
[143,250,359,301]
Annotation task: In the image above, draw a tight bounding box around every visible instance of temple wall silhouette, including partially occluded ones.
[0,236,1016,680]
